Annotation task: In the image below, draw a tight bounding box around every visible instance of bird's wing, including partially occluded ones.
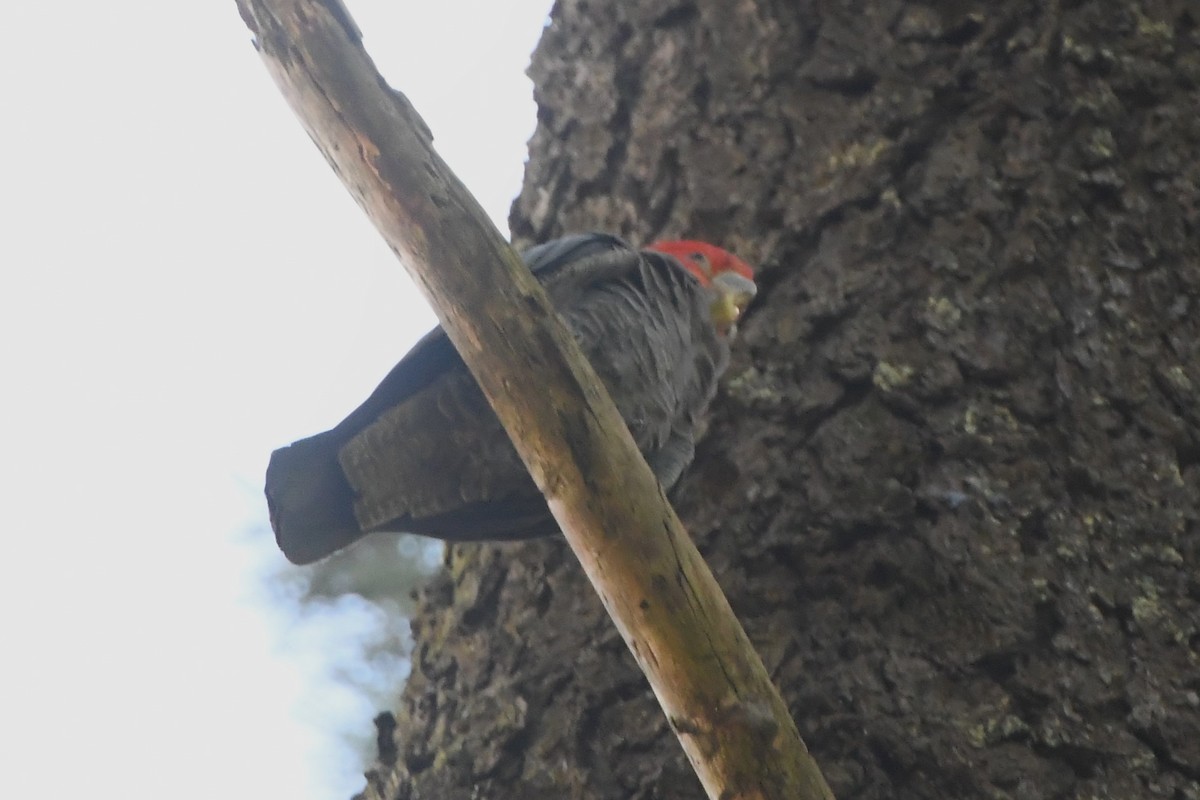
[341,242,655,536]
[333,233,633,441]
[267,234,633,563]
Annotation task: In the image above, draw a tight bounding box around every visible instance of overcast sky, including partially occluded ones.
[1,1,551,797]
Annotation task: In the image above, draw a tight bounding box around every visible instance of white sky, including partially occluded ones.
[1,1,551,796]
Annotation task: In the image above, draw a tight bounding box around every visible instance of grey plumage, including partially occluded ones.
[266,234,733,564]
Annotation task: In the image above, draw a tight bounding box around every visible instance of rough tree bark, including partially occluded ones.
[361,1,1199,798]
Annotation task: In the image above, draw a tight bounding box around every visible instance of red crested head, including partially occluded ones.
[645,240,755,286]
[645,239,757,335]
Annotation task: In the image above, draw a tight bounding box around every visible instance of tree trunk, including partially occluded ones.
[362,1,1200,798]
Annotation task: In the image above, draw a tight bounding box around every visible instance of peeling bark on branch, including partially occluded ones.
[236,1,833,797]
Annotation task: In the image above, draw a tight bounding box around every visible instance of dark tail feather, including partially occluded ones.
[265,430,366,565]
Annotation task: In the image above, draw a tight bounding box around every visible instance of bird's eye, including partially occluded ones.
[688,252,712,276]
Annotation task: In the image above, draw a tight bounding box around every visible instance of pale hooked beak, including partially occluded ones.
[710,272,758,334]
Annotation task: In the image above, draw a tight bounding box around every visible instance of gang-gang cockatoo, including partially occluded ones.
[266,233,756,564]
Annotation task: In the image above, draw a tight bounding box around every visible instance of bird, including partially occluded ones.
[266,233,757,564]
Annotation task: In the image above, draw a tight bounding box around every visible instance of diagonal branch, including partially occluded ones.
[236,1,834,797]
